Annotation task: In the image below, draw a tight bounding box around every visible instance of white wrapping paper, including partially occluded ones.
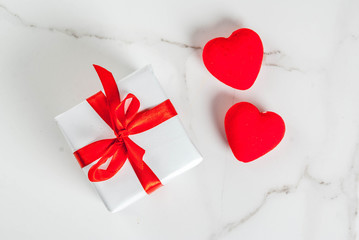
[55,66,202,212]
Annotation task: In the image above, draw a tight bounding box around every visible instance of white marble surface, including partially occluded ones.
[0,0,358,239]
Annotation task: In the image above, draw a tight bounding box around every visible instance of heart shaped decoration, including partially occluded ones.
[202,28,263,90]
[225,102,285,162]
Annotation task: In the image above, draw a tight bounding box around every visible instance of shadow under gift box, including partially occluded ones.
[55,65,202,212]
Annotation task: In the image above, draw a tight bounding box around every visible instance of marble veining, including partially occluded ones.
[0,0,358,239]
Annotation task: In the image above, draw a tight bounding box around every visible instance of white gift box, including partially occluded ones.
[55,66,202,212]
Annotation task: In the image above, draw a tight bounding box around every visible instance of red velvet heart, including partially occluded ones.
[225,102,285,162]
[202,28,263,90]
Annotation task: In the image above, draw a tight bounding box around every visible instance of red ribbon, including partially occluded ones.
[73,65,177,194]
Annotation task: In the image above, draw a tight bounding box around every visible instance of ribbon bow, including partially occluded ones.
[74,65,177,194]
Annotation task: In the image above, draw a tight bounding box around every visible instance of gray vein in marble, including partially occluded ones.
[181,71,197,142]
[0,4,123,42]
[305,168,331,186]
[341,139,359,240]
[0,4,302,75]
[263,63,302,72]
[263,50,303,72]
[160,38,202,50]
[264,50,281,55]
[210,185,294,240]
[211,166,334,240]
[1,3,304,75]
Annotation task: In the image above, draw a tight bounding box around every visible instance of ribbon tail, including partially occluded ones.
[93,65,124,131]
[123,137,162,194]
[87,91,113,129]
[88,142,128,182]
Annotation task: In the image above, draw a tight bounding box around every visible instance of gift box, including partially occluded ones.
[55,65,202,212]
